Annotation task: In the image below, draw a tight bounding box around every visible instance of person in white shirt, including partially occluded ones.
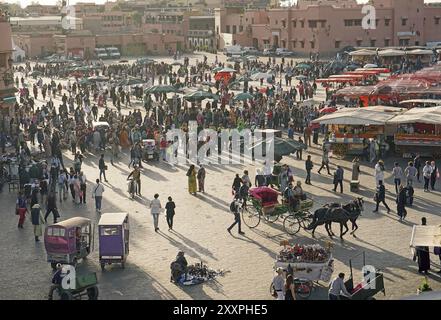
[150,193,162,232]
[329,273,351,300]
[92,179,105,213]
[272,267,285,300]
[374,160,385,187]
[392,162,403,194]
[79,171,87,204]
[423,161,433,192]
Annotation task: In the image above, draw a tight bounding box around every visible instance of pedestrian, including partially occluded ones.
[165,196,176,231]
[413,217,431,274]
[414,154,422,182]
[232,173,242,196]
[279,165,289,192]
[430,160,438,191]
[255,169,266,187]
[333,165,344,193]
[396,185,407,221]
[31,204,45,242]
[392,162,403,194]
[422,161,432,192]
[305,155,313,185]
[404,161,417,186]
[242,170,251,188]
[328,273,351,300]
[351,157,360,181]
[44,192,59,223]
[73,174,81,204]
[57,169,67,202]
[296,137,303,160]
[92,179,105,213]
[227,198,244,235]
[373,180,391,213]
[150,193,162,232]
[186,165,197,195]
[318,151,331,175]
[79,171,87,204]
[16,192,27,229]
[284,274,297,301]
[99,154,108,182]
[374,160,385,187]
[272,267,285,300]
[197,165,206,193]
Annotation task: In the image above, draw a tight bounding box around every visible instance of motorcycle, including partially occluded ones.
[127,178,136,199]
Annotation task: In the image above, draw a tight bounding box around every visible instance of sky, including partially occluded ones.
[2,0,440,8]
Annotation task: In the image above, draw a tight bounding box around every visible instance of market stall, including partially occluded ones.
[387,106,441,157]
[274,243,334,282]
[312,106,403,157]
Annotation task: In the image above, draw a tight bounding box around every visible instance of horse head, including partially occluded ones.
[355,197,364,212]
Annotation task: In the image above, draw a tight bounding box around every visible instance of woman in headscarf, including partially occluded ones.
[187,165,197,195]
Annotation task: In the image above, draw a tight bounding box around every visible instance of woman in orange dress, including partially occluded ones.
[119,127,130,148]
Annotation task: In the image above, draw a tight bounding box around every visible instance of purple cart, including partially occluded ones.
[98,212,129,271]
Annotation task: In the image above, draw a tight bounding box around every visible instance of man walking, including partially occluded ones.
[414,154,422,182]
[404,161,417,186]
[227,198,244,235]
[333,165,344,193]
[92,179,105,213]
[150,193,162,232]
[305,155,313,185]
[79,171,87,204]
[392,162,403,194]
[423,161,433,192]
[99,154,108,182]
[318,150,331,175]
[165,196,176,231]
[373,180,391,213]
[296,137,304,160]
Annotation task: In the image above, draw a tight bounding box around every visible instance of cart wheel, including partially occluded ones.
[60,291,73,300]
[366,296,376,301]
[264,212,279,223]
[100,263,105,271]
[283,215,301,235]
[241,205,260,228]
[87,286,99,300]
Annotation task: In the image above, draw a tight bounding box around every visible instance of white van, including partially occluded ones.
[223,45,243,57]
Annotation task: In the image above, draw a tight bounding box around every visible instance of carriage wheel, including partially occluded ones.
[283,214,301,235]
[263,212,279,223]
[300,211,313,229]
[87,286,99,300]
[241,205,261,228]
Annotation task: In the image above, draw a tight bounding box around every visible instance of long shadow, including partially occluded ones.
[157,231,207,262]
[170,230,218,261]
[195,194,229,211]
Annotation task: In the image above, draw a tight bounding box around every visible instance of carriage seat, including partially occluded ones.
[250,187,279,207]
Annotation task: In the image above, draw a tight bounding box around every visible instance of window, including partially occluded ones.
[226,25,230,33]
[310,41,315,49]
[356,40,362,46]
[384,39,390,46]
[300,41,305,48]
[47,227,65,237]
[320,20,326,28]
[402,18,407,26]
[292,40,297,48]
[308,20,317,28]
[100,227,120,236]
[435,17,440,25]
[370,39,376,47]
[399,38,410,46]
[275,20,278,25]
[344,20,353,27]
[354,19,362,26]
[335,41,341,49]
[385,19,390,26]
[282,20,286,28]
[293,20,297,28]
[415,41,420,46]
[239,25,243,32]
[232,25,237,34]
[300,21,304,28]
[252,18,254,24]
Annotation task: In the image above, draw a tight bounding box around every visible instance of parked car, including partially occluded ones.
[223,45,244,57]
[243,46,260,55]
[276,48,295,57]
[262,48,276,56]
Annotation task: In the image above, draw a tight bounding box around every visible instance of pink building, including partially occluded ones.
[0,10,15,118]
[216,0,441,55]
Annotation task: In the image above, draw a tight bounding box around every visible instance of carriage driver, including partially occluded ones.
[284,183,299,211]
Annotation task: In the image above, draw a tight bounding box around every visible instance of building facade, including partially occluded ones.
[0,10,15,119]
[216,0,441,55]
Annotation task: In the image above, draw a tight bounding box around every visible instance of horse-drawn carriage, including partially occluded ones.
[241,187,313,234]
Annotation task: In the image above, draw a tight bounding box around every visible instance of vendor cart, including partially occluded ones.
[340,252,386,300]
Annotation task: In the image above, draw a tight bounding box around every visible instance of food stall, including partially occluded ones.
[274,243,334,282]
[387,106,441,158]
[348,49,377,64]
[312,106,404,157]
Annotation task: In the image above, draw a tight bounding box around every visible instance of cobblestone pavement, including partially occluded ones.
[1,53,440,300]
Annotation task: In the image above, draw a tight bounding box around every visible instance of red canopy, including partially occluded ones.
[319,106,338,114]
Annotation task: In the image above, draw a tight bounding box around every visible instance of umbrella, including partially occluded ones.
[183,90,219,102]
[228,81,241,88]
[214,72,232,82]
[250,72,272,80]
[250,137,307,160]
[145,85,181,94]
[296,75,308,80]
[136,58,155,65]
[364,64,378,69]
[319,106,338,114]
[237,75,251,82]
[218,67,237,73]
[117,77,145,86]
[212,66,223,73]
[119,59,129,63]
[295,63,312,70]
[88,76,109,83]
[78,78,91,85]
[233,92,254,101]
